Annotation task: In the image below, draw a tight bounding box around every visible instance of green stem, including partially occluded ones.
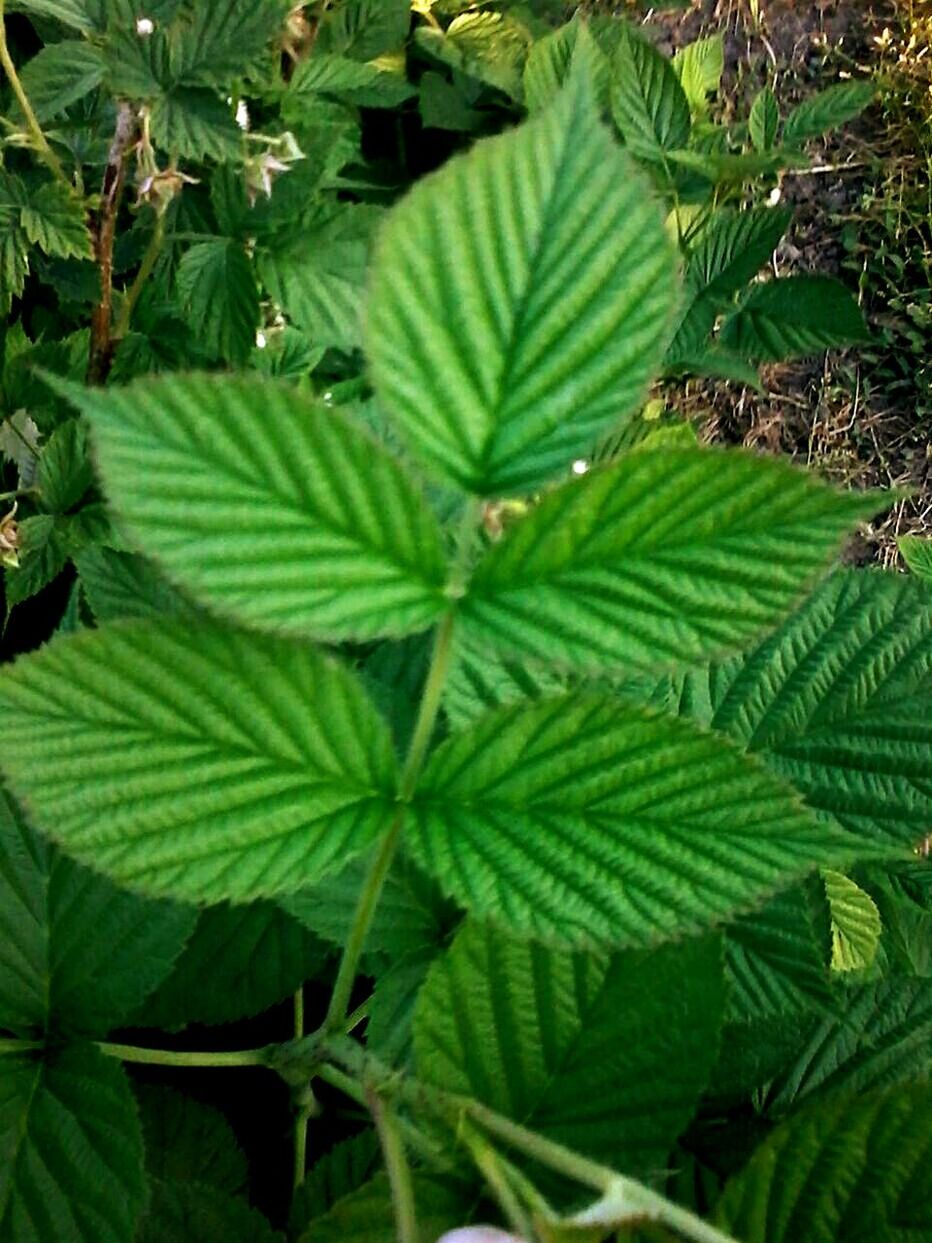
[368,1090,419,1243]
[0,1038,42,1055]
[97,1041,270,1068]
[0,1,69,187]
[461,1122,535,1241]
[292,986,310,1191]
[114,212,165,340]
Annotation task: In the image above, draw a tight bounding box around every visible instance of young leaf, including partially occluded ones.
[368,75,677,495]
[715,1086,932,1241]
[824,870,882,972]
[0,789,196,1037]
[610,24,691,162]
[13,41,105,121]
[415,12,532,101]
[460,447,879,673]
[135,901,329,1028]
[407,693,848,948]
[0,1046,146,1243]
[672,35,724,119]
[748,86,779,152]
[176,239,260,366]
[54,373,449,641]
[414,923,724,1175]
[721,275,871,360]
[0,620,399,902]
[135,1085,247,1193]
[782,79,875,147]
[667,570,932,852]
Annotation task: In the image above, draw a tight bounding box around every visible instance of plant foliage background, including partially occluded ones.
[0,2,930,1242]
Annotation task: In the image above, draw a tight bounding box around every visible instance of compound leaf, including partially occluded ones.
[54,373,448,642]
[0,620,398,903]
[460,447,878,673]
[368,76,677,495]
[407,693,847,948]
[0,1046,145,1243]
[414,922,724,1175]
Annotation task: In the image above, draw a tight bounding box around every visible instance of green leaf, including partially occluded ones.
[286,53,415,110]
[416,12,532,101]
[136,900,329,1028]
[418,71,484,133]
[295,1172,469,1243]
[37,418,93,513]
[5,0,92,32]
[0,789,195,1036]
[0,1046,146,1243]
[289,1131,381,1238]
[721,276,871,361]
[415,922,724,1175]
[749,86,779,152]
[281,851,456,961]
[175,239,259,365]
[824,869,882,973]
[766,976,932,1111]
[667,570,932,852]
[169,0,289,87]
[0,619,398,903]
[14,41,105,122]
[444,642,566,729]
[150,87,242,161]
[75,546,196,621]
[783,79,875,146]
[368,77,677,495]
[610,24,691,162]
[137,1180,283,1243]
[523,18,609,114]
[715,1086,932,1242]
[258,203,380,352]
[407,693,845,948]
[20,183,93,262]
[460,446,878,673]
[367,948,438,1065]
[725,881,834,1022]
[54,373,449,641]
[135,1085,246,1193]
[672,35,724,118]
[316,0,410,61]
[899,535,932,582]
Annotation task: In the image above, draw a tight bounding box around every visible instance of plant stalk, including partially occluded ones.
[0,1,69,187]
[368,1089,419,1243]
[88,102,138,383]
[97,1041,270,1068]
[113,210,165,341]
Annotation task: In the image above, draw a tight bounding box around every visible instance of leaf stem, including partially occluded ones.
[97,1041,270,1068]
[0,1038,42,1055]
[292,985,311,1191]
[0,0,69,187]
[368,1089,419,1243]
[114,210,165,341]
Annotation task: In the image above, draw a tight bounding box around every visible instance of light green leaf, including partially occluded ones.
[899,535,932,581]
[5,0,92,32]
[150,87,242,161]
[286,53,416,110]
[715,1086,932,1242]
[610,24,691,162]
[668,570,932,852]
[407,693,846,948]
[766,976,932,1111]
[137,1180,283,1243]
[176,239,259,365]
[415,922,724,1175]
[55,373,449,641]
[783,79,875,146]
[672,35,724,118]
[316,0,410,61]
[460,447,879,673]
[415,12,532,101]
[75,546,196,622]
[824,869,882,972]
[749,86,779,152]
[0,1046,146,1243]
[0,620,398,902]
[725,881,833,1022]
[135,900,328,1028]
[20,183,93,261]
[296,1172,470,1243]
[444,642,566,729]
[721,275,871,361]
[135,1085,247,1193]
[368,77,677,495]
[523,18,608,114]
[14,41,105,122]
[0,789,195,1037]
[258,203,380,352]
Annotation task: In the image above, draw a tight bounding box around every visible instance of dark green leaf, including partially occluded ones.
[137,1179,282,1243]
[289,1131,381,1238]
[135,1085,247,1193]
[610,24,691,161]
[315,0,410,61]
[176,239,259,365]
[14,41,105,122]
[75,546,197,621]
[20,183,93,262]
[749,86,779,152]
[721,276,871,361]
[783,80,875,146]
[150,88,242,161]
[37,418,93,513]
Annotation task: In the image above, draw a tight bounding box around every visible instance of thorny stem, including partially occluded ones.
[0,1,69,187]
[368,1089,419,1243]
[322,500,481,1035]
[88,102,138,384]
[113,209,165,341]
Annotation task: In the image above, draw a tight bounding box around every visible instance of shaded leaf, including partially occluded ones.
[135,1085,247,1193]
[176,239,259,365]
[721,276,871,361]
[137,1179,282,1243]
